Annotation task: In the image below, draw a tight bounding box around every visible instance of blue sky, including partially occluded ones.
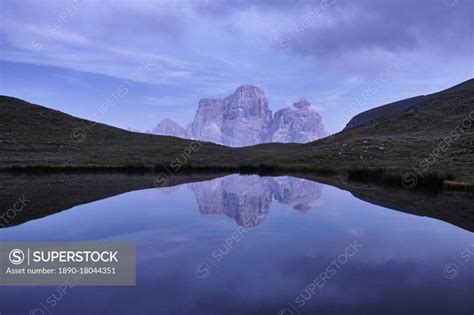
[0,0,472,133]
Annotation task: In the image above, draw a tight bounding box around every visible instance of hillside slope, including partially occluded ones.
[0,96,232,168]
[345,95,427,129]
[345,79,474,129]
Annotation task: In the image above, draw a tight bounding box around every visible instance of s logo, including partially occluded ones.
[9,249,25,265]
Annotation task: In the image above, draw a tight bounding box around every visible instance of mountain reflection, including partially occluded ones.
[187,175,323,227]
[2,172,471,231]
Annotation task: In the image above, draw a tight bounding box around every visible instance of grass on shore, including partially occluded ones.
[443,180,474,192]
[0,163,337,176]
[2,164,472,192]
[346,168,468,192]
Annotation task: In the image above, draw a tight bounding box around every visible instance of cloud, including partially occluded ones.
[275,0,473,58]
[0,0,195,82]
[2,0,471,80]
[143,96,192,107]
[197,0,472,63]
[1,0,472,133]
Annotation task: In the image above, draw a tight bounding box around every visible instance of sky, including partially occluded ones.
[0,0,473,133]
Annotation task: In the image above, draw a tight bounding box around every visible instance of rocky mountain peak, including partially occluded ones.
[151,85,326,146]
[233,85,266,99]
[151,118,186,138]
[271,98,326,143]
[220,85,273,147]
[197,98,222,109]
[186,98,224,144]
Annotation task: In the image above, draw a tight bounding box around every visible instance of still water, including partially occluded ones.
[0,174,473,314]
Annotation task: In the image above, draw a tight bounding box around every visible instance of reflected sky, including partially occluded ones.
[0,175,472,315]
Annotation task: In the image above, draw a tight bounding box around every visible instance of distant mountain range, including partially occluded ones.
[151,85,326,147]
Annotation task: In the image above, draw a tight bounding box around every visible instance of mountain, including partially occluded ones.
[344,80,474,129]
[186,85,273,146]
[271,98,326,143]
[153,85,325,147]
[151,118,186,138]
[186,98,225,144]
[221,85,273,147]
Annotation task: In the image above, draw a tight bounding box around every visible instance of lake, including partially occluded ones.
[0,174,473,314]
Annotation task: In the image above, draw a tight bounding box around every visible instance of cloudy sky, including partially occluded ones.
[0,0,472,133]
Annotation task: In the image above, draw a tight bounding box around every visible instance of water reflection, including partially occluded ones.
[0,175,473,314]
[187,175,322,227]
[0,172,472,231]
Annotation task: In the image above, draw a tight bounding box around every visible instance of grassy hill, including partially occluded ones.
[0,95,234,169]
[345,79,474,129]
[344,95,428,129]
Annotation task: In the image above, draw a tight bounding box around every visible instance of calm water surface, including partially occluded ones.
[0,175,473,314]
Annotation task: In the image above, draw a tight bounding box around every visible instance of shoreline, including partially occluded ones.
[1,164,473,192]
